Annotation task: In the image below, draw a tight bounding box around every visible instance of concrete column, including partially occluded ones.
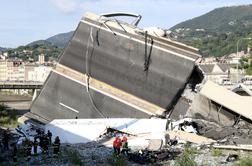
[32,89,38,101]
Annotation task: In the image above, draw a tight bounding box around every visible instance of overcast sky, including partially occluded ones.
[0,0,251,48]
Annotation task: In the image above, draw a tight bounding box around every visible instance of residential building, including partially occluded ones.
[27,65,52,82]
[38,54,45,64]
[0,59,24,81]
[0,59,52,82]
[198,63,230,84]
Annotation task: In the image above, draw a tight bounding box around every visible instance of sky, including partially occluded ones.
[0,0,251,48]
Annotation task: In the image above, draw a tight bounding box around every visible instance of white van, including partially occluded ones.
[219,78,232,85]
[242,76,252,85]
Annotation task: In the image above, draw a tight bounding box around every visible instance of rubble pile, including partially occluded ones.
[1,116,252,166]
[2,82,252,165]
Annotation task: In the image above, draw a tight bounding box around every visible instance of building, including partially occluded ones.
[227,50,251,65]
[24,63,35,81]
[22,49,33,55]
[0,59,52,82]
[27,65,52,82]
[3,52,8,57]
[38,54,45,64]
[198,63,230,84]
[0,59,24,81]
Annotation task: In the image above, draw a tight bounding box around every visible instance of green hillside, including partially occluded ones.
[4,31,74,61]
[171,5,252,57]
[46,31,74,48]
[7,43,63,61]
[0,47,7,52]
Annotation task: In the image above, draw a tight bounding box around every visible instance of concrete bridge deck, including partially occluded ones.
[0,81,43,89]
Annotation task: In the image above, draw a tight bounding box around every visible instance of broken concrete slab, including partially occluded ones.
[200,81,252,122]
[45,118,167,144]
[202,127,237,140]
[231,83,252,96]
[30,12,201,121]
[187,93,237,126]
[213,144,252,151]
[147,139,163,151]
[166,130,216,144]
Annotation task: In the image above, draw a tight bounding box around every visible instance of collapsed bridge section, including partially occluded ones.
[30,12,201,122]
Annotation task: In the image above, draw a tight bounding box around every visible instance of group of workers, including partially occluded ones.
[1,128,61,162]
[34,129,53,154]
[23,129,61,161]
[113,135,129,156]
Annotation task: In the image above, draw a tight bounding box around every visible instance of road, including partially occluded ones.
[0,94,32,113]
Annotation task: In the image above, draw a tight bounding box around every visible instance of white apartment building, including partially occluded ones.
[38,54,45,64]
[0,59,52,82]
[0,59,24,81]
[27,65,52,82]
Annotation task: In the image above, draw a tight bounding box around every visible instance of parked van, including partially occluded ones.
[241,76,252,85]
[219,78,232,85]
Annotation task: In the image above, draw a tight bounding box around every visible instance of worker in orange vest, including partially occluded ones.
[113,136,122,155]
[121,136,129,155]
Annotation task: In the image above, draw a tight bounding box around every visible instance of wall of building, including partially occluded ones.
[27,66,52,82]
[0,60,52,82]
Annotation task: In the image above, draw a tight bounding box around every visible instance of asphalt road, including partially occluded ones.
[0,94,32,113]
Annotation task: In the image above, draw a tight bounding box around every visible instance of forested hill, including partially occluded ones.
[0,47,7,52]
[46,31,74,48]
[170,5,252,57]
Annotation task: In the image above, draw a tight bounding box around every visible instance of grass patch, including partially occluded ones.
[107,154,127,166]
[67,148,82,166]
[91,153,99,161]
[235,157,252,166]
[0,104,19,128]
[176,144,198,166]
[246,67,252,75]
[212,149,222,157]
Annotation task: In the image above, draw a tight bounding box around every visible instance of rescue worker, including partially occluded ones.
[12,143,17,162]
[121,136,129,155]
[24,139,32,161]
[113,137,118,154]
[33,139,38,156]
[53,136,60,156]
[38,131,44,148]
[113,136,121,155]
[47,130,52,145]
[44,136,49,154]
[3,130,9,151]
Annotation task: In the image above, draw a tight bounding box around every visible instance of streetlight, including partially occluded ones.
[236,37,252,83]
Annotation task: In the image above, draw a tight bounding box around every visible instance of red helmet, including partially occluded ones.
[123,136,127,141]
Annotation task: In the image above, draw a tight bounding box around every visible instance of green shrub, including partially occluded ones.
[91,153,99,161]
[176,147,198,166]
[212,149,222,157]
[0,105,19,128]
[235,157,252,166]
[67,149,82,166]
[107,154,127,166]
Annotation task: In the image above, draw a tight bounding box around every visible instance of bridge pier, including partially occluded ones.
[32,89,38,101]
[32,89,41,101]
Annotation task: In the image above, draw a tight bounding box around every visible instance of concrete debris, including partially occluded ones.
[166,131,216,145]
[147,139,163,151]
[212,144,252,151]
[127,149,181,164]
[45,118,167,144]
[226,154,239,163]
[168,118,199,134]
[200,81,252,121]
